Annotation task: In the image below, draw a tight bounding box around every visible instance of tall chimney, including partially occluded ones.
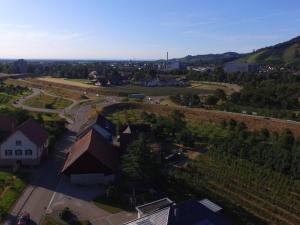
[166,52,169,70]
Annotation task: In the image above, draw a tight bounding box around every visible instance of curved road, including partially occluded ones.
[13,88,86,125]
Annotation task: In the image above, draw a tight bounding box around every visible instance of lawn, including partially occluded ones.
[0,172,27,221]
[24,93,73,109]
[40,216,91,225]
[93,196,131,214]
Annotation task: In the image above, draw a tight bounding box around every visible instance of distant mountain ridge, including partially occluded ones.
[236,36,300,67]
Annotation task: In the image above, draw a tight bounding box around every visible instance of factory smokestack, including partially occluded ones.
[166,52,169,70]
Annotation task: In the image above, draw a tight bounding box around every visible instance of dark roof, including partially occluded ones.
[168,200,234,225]
[0,115,17,132]
[17,119,49,147]
[61,128,119,174]
[96,114,116,135]
[125,199,234,225]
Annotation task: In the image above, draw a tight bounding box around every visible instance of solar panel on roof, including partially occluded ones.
[199,199,222,213]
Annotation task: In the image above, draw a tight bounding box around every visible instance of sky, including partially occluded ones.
[0,0,300,60]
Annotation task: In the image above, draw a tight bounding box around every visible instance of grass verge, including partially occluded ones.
[0,172,27,221]
[24,93,73,109]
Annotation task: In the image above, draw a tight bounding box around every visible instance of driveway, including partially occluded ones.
[46,176,110,224]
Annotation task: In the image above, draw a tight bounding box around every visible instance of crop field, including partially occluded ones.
[24,93,73,109]
[0,172,26,221]
[182,153,300,225]
[105,106,300,225]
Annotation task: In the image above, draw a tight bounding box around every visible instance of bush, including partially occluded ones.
[59,207,73,221]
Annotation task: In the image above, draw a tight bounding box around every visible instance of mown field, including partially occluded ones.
[24,93,73,109]
[33,77,238,96]
[0,172,27,221]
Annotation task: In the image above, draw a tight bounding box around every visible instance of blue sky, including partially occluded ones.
[0,0,300,59]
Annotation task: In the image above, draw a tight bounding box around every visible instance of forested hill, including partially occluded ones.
[171,52,244,66]
[237,36,300,68]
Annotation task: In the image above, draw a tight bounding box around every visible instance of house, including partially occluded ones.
[61,127,120,185]
[0,119,49,166]
[88,71,99,80]
[64,114,159,184]
[124,198,234,225]
[0,116,17,141]
[144,75,190,87]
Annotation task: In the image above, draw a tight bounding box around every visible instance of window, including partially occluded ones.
[16,140,22,146]
[25,149,32,156]
[5,150,12,156]
[15,150,22,156]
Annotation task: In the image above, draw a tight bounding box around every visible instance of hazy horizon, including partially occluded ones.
[1,0,300,60]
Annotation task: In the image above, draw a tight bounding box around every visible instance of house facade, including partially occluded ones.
[0,119,49,166]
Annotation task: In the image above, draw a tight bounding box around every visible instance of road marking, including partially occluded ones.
[46,176,63,213]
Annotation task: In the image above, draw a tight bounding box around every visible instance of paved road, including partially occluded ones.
[2,131,76,225]
[12,88,88,124]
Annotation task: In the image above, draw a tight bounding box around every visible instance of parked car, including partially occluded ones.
[17,212,30,225]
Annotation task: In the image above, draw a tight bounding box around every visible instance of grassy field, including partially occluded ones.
[0,172,27,221]
[24,93,73,109]
[101,102,300,137]
[190,81,242,94]
[4,79,87,101]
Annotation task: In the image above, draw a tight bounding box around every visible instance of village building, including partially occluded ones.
[0,118,49,166]
[61,127,120,185]
[124,198,234,225]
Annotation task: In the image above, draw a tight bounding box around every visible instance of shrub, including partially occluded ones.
[59,207,73,221]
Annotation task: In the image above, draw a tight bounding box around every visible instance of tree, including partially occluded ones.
[214,89,227,101]
[121,135,160,206]
[121,135,159,184]
[205,95,219,105]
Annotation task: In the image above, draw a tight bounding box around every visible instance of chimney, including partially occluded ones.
[166,52,169,71]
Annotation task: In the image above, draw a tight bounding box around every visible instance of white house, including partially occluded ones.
[0,119,49,166]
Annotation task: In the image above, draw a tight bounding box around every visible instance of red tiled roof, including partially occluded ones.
[61,128,119,174]
[17,119,49,147]
[0,115,17,132]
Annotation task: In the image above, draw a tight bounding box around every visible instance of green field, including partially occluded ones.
[24,93,73,109]
[0,172,27,221]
